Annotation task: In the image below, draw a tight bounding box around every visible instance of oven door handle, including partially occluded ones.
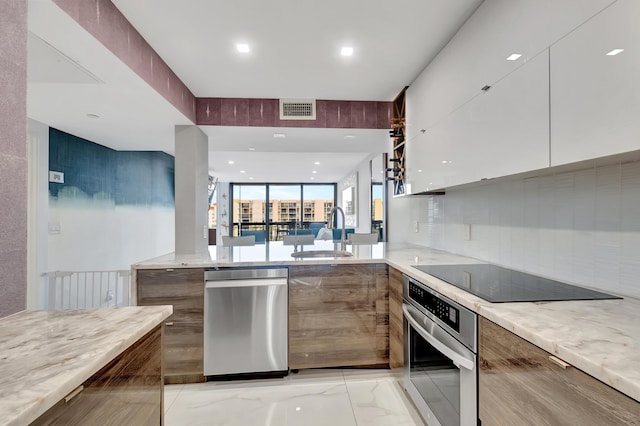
[402,303,474,371]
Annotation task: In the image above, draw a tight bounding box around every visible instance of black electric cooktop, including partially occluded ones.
[412,264,622,303]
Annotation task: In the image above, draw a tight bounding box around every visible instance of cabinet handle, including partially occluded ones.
[165,322,174,326]
[166,268,174,272]
[549,355,571,369]
[64,385,84,403]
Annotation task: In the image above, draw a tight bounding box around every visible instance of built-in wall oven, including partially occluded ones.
[403,274,478,426]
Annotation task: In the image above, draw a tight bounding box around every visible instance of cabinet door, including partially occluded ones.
[137,268,204,383]
[137,268,204,323]
[288,264,388,369]
[550,0,640,166]
[407,0,614,132]
[388,267,403,369]
[163,321,204,383]
[33,326,163,426]
[479,317,640,425]
[408,51,550,192]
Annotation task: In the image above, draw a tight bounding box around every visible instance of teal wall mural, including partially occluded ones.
[48,128,174,206]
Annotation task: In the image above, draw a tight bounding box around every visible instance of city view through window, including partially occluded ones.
[208,183,386,242]
[231,184,336,241]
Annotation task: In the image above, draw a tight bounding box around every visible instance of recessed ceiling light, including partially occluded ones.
[506,53,522,61]
[240,170,246,174]
[344,134,356,139]
[249,177,254,180]
[606,48,624,56]
[341,46,354,56]
[312,170,318,174]
[418,169,423,173]
[228,160,235,165]
[86,113,100,119]
[273,133,286,139]
[441,160,449,164]
[248,147,256,151]
[310,177,315,180]
[314,161,320,165]
[236,43,250,53]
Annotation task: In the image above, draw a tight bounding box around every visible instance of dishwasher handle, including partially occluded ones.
[205,268,288,281]
[205,277,287,289]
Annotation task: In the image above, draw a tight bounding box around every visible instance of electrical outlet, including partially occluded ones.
[48,222,61,235]
[203,225,208,239]
[49,171,64,183]
[414,221,419,233]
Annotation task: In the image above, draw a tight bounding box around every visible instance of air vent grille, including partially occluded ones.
[279,99,316,120]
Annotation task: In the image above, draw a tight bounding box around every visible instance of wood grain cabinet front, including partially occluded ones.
[388,266,404,369]
[137,268,205,384]
[479,317,640,425]
[32,326,163,426]
[288,264,389,369]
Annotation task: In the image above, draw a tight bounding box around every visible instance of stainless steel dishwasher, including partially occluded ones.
[204,268,288,377]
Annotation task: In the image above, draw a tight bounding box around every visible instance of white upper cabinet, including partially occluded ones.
[406,0,615,133]
[407,51,550,193]
[550,0,640,166]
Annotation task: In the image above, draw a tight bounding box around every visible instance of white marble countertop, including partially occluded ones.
[133,240,387,268]
[0,306,173,426]
[132,242,640,403]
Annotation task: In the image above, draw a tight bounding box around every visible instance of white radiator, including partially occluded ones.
[44,270,131,310]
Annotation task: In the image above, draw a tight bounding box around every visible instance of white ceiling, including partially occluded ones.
[27,0,484,183]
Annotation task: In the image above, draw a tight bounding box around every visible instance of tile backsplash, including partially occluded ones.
[407,160,640,298]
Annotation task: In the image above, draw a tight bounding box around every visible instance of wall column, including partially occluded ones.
[174,126,208,255]
[0,0,28,317]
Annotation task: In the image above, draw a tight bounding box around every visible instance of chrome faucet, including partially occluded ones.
[328,206,346,250]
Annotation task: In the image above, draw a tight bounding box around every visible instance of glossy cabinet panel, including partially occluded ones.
[407,0,614,132]
[551,0,640,166]
[288,264,389,369]
[33,326,163,426]
[137,268,205,383]
[479,317,640,425]
[408,51,549,192]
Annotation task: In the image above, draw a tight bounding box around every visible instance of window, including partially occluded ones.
[230,183,336,241]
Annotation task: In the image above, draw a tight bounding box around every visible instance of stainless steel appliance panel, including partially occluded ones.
[402,274,477,426]
[204,269,288,376]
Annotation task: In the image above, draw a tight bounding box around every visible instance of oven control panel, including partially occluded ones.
[408,282,460,332]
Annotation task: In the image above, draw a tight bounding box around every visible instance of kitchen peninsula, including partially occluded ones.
[133,242,640,415]
[0,306,172,426]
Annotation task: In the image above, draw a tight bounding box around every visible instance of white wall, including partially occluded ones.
[27,119,49,309]
[48,196,174,272]
[396,160,640,298]
[215,181,230,246]
[338,154,379,233]
[175,125,209,255]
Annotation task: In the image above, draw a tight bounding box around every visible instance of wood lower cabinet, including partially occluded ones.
[388,266,403,368]
[33,326,163,425]
[289,264,389,369]
[137,268,205,384]
[479,317,640,425]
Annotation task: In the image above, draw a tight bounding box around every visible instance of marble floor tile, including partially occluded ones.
[164,369,425,426]
[164,384,184,414]
[346,379,425,426]
[166,381,356,426]
[342,368,400,382]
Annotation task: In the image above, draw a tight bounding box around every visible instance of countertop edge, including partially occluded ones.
[7,306,173,426]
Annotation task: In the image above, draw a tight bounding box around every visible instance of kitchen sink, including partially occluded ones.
[290,250,354,259]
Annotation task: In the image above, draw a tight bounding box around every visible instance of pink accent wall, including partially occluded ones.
[53,0,197,123]
[0,0,28,317]
[53,1,393,131]
[197,98,392,129]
